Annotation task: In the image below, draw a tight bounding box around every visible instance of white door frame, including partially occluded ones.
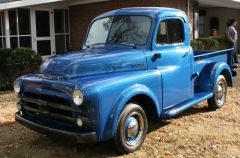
[32,8,56,56]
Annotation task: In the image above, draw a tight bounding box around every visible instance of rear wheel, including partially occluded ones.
[208,75,227,110]
[114,103,148,154]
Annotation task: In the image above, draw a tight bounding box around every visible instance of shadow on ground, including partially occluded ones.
[0,104,213,158]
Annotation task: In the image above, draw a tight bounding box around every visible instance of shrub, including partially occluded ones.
[0,49,12,75]
[212,35,229,50]
[0,48,42,91]
[196,37,219,50]
[191,40,204,50]
[0,76,12,91]
[7,48,42,81]
[191,35,229,51]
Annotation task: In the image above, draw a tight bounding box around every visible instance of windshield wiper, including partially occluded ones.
[85,42,137,49]
[85,43,106,48]
[115,43,137,49]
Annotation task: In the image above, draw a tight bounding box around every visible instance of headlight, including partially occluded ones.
[72,89,83,106]
[13,80,21,94]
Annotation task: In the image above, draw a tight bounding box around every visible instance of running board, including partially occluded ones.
[161,92,213,118]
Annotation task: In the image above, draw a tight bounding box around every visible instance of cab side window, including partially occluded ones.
[156,19,184,45]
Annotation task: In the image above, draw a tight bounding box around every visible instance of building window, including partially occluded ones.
[36,11,50,37]
[156,19,184,45]
[0,12,6,48]
[8,8,31,49]
[54,9,70,54]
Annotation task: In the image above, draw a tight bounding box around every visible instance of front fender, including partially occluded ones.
[198,62,232,92]
[102,84,161,140]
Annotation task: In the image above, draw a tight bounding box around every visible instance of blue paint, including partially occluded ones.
[15,7,234,144]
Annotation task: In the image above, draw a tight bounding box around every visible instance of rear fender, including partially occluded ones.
[198,62,232,92]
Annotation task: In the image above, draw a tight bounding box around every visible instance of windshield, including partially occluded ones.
[85,16,151,47]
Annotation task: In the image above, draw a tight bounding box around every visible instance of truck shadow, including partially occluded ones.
[32,134,121,157]
[0,105,213,157]
[175,105,211,118]
[148,104,212,133]
[55,139,120,157]
[0,121,120,158]
[46,105,213,156]
[32,104,208,157]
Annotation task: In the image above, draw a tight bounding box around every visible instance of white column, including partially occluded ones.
[30,8,37,52]
[4,10,10,48]
[194,11,199,39]
[50,9,56,55]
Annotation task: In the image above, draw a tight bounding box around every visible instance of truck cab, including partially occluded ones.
[14,7,234,154]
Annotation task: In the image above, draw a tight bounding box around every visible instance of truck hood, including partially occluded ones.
[39,47,147,78]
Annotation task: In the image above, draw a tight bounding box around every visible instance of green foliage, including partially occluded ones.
[197,37,220,50]
[7,48,42,79]
[0,48,42,91]
[0,76,12,91]
[212,35,229,50]
[191,35,229,51]
[0,49,12,75]
[191,40,204,50]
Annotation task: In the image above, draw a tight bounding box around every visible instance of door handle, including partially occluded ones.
[183,50,191,57]
[154,53,161,59]
[152,53,161,62]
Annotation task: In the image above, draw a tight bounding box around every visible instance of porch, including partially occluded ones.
[197,0,240,38]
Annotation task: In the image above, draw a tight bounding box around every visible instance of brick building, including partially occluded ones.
[69,0,196,50]
[0,0,239,57]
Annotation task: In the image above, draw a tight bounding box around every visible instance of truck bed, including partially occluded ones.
[193,48,233,74]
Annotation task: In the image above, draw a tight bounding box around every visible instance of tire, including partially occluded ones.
[208,75,227,110]
[114,103,148,154]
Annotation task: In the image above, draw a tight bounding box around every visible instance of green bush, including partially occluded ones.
[0,76,12,91]
[0,48,42,91]
[191,40,204,50]
[191,35,229,51]
[7,48,42,80]
[212,35,229,50]
[197,37,220,50]
[0,48,12,75]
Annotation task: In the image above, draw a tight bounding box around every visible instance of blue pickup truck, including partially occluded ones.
[14,7,236,153]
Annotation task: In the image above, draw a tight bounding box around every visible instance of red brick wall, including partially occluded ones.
[69,0,194,50]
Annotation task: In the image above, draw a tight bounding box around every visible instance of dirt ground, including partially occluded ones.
[0,71,240,158]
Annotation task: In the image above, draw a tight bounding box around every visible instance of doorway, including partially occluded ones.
[34,10,55,56]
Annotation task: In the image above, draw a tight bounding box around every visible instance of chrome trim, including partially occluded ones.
[19,96,82,112]
[124,112,144,146]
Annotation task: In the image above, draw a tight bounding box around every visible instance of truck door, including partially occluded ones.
[152,17,193,109]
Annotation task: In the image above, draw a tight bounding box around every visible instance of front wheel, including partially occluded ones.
[114,103,148,154]
[208,75,227,110]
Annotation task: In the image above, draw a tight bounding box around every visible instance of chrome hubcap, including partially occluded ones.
[216,81,226,105]
[124,112,144,146]
[126,117,139,138]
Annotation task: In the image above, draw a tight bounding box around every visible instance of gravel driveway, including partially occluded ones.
[0,70,240,158]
